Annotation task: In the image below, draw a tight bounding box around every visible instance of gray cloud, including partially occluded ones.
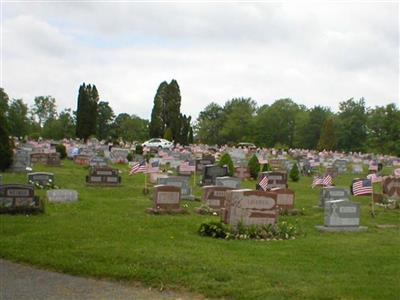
[2,2,399,119]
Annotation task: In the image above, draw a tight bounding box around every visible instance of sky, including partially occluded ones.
[2,1,399,120]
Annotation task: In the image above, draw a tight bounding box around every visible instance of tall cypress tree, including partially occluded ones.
[165,80,181,141]
[149,82,168,137]
[76,83,99,141]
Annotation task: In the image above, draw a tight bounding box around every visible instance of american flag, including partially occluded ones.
[129,160,147,175]
[322,174,333,186]
[179,160,196,172]
[367,173,382,183]
[148,161,160,173]
[259,176,269,191]
[352,179,373,196]
[312,176,324,188]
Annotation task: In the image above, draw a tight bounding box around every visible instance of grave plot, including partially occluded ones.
[316,200,367,232]
[318,187,350,208]
[200,165,228,186]
[147,185,185,214]
[0,184,42,214]
[215,176,241,189]
[86,167,121,186]
[28,172,55,187]
[156,176,194,200]
[222,189,278,227]
[47,189,79,203]
[256,171,288,190]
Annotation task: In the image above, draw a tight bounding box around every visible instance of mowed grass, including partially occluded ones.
[1,161,399,299]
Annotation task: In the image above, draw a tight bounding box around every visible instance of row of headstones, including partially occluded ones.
[0,184,79,213]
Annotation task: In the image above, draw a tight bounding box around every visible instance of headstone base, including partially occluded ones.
[315,225,368,232]
[86,183,121,187]
[146,207,186,214]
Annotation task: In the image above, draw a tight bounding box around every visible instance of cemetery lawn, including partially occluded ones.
[1,161,399,300]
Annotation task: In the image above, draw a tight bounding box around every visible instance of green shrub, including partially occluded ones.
[261,163,270,172]
[289,163,300,182]
[248,154,260,179]
[55,144,67,159]
[198,221,229,239]
[218,153,234,176]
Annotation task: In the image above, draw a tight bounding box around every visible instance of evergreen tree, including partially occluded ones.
[75,83,99,140]
[188,127,194,144]
[8,99,29,138]
[248,154,260,179]
[218,153,235,176]
[97,101,115,140]
[289,163,300,182]
[149,81,168,137]
[165,79,182,141]
[163,127,173,141]
[317,117,338,151]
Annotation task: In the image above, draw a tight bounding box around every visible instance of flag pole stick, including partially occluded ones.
[371,182,375,218]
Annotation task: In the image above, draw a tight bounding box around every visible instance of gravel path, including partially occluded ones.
[0,259,204,300]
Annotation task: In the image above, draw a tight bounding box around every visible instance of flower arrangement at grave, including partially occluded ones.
[195,204,219,216]
[29,179,59,190]
[198,220,300,241]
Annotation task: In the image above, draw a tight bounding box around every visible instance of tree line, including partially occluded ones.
[195,97,400,156]
[1,82,399,159]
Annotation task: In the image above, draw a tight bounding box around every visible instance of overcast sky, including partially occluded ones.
[2,1,399,120]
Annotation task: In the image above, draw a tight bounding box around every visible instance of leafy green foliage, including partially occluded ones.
[31,96,57,128]
[97,101,115,140]
[135,144,143,155]
[317,117,337,151]
[248,154,260,179]
[218,153,234,176]
[163,127,173,141]
[289,163,300,182]
[55,144,67,159]
[7,99,29,138]
[199,220,299,240]
[0,89,13,171]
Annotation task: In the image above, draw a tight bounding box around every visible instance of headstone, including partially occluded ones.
[269,159,286,171]
[147,185,183,213]
[89,156,108,168]
[30,152,48,164]
[74,154,91,166]
[156,176,194,200]
[215,176,241,189]
[234,166,251,179]
[352,164,363,174]
[223,189,278,227]
[326,166,339,178]
[333,159,348,173]
[47,189,78,203]
[47,152,61,166]
[86,167,121,186]
[149,172,168,184]
[0,184,41,213]
[319,187,350,208]
[196,156,215,172]
[256,171,288,190]
[382,176,400,199]
[270,188,295,210]
[11,149,31,172]
[202,186,234,210]
[315,200,367,232]
[28,172,54,186]
[201,165,229,186]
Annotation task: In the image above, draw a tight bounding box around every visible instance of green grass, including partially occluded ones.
[1,161,399,299]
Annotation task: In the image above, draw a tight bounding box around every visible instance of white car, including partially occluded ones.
[142,138,173,149]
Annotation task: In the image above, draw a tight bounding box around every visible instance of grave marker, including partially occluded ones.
[215,176,241,189]
[0,184,41,213]
[147,185,184,213]
[156,176,194,200]
[28,172,54,186]
[86,167,121,186]
[47,189,78,203]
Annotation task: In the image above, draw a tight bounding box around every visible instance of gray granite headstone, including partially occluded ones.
[11,150,31,172]
[215,176,241,189]
[156,176,194,200]
[28,172,54,186]
[352,164,363,174]
[47,189,78,203]
[89,156,108,167]
[325,200,360,227]
[319,187,350,208]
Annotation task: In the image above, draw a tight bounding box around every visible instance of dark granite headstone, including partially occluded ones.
[0,184,41,213]
[201,165,228,186]
[86,167,121,186]
[28,172,54,186]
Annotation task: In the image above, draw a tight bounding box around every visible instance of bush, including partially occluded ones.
[289,163,300,182]
[135,144,143,155]
[218,153,234,176]
[55,144,67,159]
[198,220,299,240]
[248,154,260,179]
[261,163,270,172]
